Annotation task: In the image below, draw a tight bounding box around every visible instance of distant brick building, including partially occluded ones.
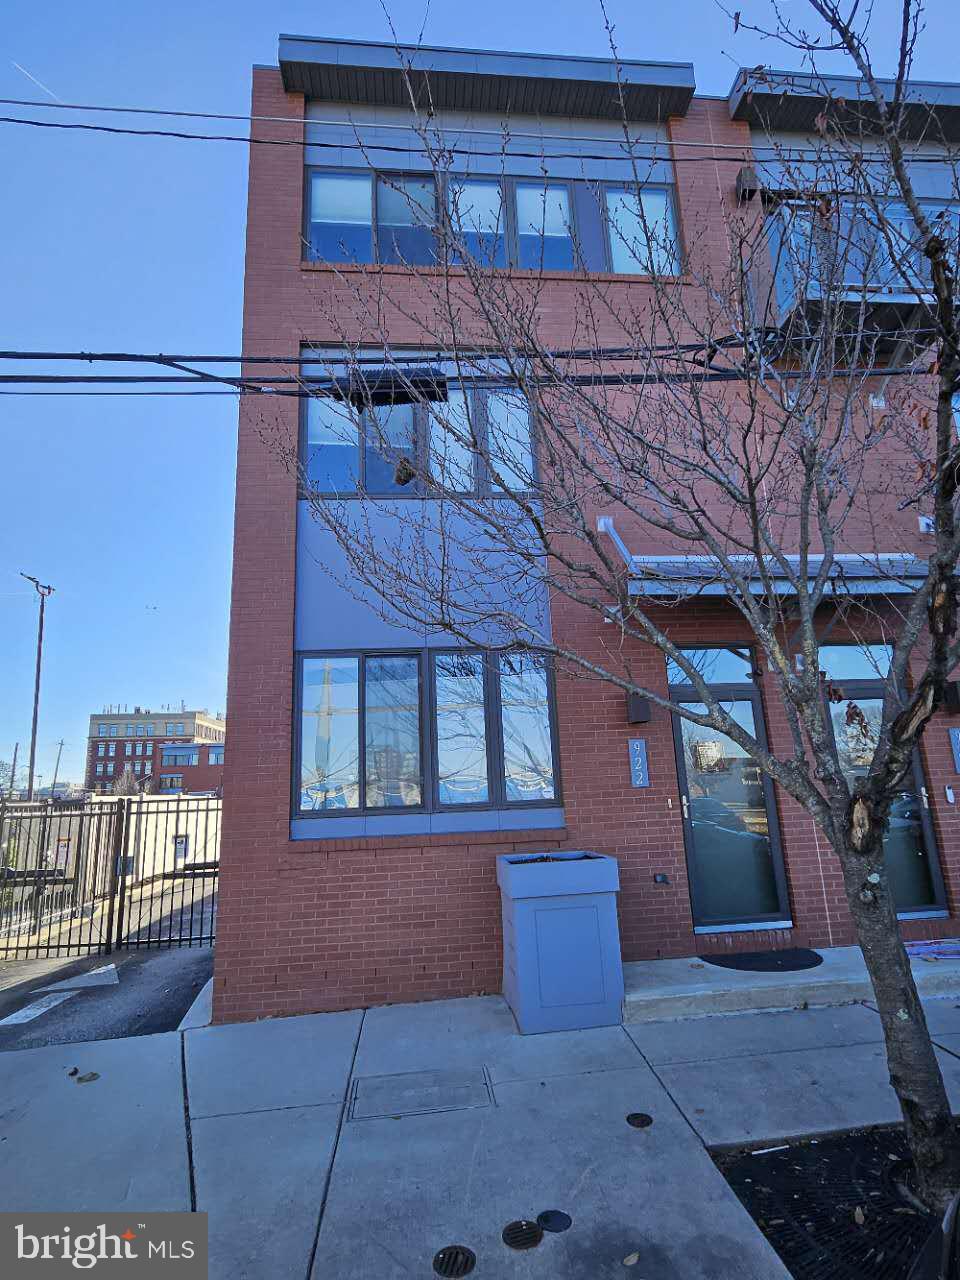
[214,35,960,1024]
[85,708,225,794]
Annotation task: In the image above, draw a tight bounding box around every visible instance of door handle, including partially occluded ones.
[921,786,930,810]
[681,795,689,819]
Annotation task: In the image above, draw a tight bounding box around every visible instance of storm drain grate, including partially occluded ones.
[502,1220,544,1250]
[432,1245,476,1277]
[715,1129,935,1280]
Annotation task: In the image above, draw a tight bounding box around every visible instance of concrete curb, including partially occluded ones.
[178,978,213,1031]
[624,966,960,1022]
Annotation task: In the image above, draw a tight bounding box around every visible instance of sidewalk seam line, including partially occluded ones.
[180,1032,198,1212]
[305,1008,366,1280]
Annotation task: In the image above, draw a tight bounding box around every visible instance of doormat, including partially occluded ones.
[698,948,823,972]
[714,1127,934,1280]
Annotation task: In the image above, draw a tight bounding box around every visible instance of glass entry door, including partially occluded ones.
[828,690,944,911]
[667,648,789,929]
[674,698,790,928]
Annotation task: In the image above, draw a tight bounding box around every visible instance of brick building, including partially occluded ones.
[214,36,960,1023]
[85,707,225,794]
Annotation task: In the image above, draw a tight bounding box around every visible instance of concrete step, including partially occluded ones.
[623,944,960,1021]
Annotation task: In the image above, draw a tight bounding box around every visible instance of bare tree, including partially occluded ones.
[111,766,143,796]
[260,0,960,1208]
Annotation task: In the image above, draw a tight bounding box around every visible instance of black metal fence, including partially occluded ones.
[0,795,220,959]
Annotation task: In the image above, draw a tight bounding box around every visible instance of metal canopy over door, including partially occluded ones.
[668,647,791,930]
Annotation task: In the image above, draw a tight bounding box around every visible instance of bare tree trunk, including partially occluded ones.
[837,823,960,1213]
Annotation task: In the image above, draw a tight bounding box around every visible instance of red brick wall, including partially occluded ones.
[213,69,958,1024]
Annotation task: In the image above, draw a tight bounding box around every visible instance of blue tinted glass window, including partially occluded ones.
[448,179,506,267]
[818,645,892,681]
[309,173,373,263]
[377,177,435,265]
[667,648,755,685]
[516,183,574,270]
[304,397,360,492]
[606,186,680,275]
[363,402,416,494]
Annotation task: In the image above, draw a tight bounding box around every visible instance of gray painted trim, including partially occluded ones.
[279,35,695,121]
[694,920,794,934]
[289,804,565,841]
[729,67,960,142]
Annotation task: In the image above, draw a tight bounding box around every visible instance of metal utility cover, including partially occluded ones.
[349,1068,492,1120]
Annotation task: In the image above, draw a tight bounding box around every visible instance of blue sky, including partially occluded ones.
[1,0,957,786]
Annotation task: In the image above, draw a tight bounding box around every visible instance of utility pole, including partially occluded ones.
[51,739,64,799]
[20,574,55,802]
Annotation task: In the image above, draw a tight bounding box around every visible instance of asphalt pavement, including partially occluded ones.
[0,946,212,1050]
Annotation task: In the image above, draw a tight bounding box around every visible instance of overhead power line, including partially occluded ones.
[0,95,953,163]
[0,105,952,167]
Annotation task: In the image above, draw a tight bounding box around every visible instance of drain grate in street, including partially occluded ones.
[715,1128,935,1280]
[537,1210,572,1233]
[502,1220,544,1250]
[626,1112,654,1128]
[432,1245,476,1277]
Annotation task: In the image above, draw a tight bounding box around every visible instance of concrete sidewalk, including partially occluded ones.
[4,992,960,1278]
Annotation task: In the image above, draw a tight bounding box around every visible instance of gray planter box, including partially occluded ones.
[496,851,624,1034]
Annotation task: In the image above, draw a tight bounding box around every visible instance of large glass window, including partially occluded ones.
[301,374,534,498]
[300,657,361,811]
[308,173,373,263]
[304,397,361,493]
[434,652,489,805]
[448,179,507,267]
[364,656,422,808]
[376,176,435,265]
[363,402,417,495]
[296,650,559,816]
[499,654,556,802]
[516,183,575,270]
[161,747,199,767]
[605,186,680,275]
[486,390,535,490]
[666,647,755,686]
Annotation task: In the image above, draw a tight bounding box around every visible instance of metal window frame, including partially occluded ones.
[444,173,578,271]
[820,672,947,912]
[298,370,537,500]
[293,647,562,819]
[601,181,683,276]
[303,169,376,264]
[373,172,439,266]
[668,648,792,930]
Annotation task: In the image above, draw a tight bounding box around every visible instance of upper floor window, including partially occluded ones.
[305,171,579,273]
[97,723,107,736]
[161,746,199,767]
[125,724,134,736]
[109,724,118,737]
[605,186,680,275]
[447,178,507,267]
[136,724,145,736]
[302,376,535,498]
[209,745,224,766]
[159,775,183,792]
[296,649,558,816]
[515,182,575,270]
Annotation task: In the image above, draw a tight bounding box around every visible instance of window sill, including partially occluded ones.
[694,920,794,935]
[289,805,565,841]
[299,260,690,286]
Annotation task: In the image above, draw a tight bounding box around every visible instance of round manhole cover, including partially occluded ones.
[502,1220,544,1250]
[537,1210,572,1233]
[432,1245,476,1277]
[626,1112,654,1129]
